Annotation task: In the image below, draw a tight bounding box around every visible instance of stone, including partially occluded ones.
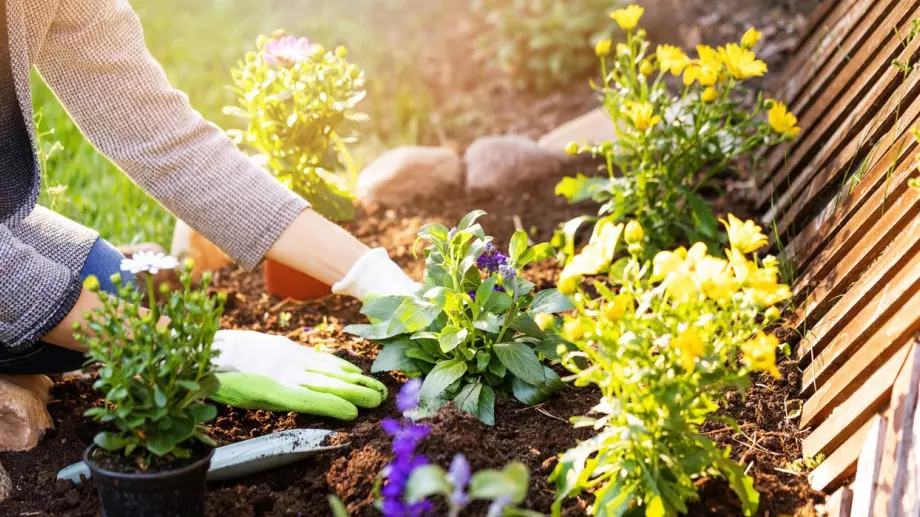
[464,135,570,193]
[0,374,53,405]
[0,378,53,452]
[170,220,234,279]
[537,108,618,152]
[356,146,462,206]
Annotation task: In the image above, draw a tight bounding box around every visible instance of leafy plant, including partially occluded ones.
[471,0,621,92]
[549,215,790,516]
[556,6,798,257]
[345,211,572,425]
[226,32,366,221]
[77,255,225,467]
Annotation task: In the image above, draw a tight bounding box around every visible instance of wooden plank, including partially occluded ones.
[810,416,875,492]
[801,343,909,453]
[759,21,920,218]
[799,247,920,389]
[873,341,920,516]
[826,487,854,517]
[758,0,912,193]
[795,211,920,364]
[904,394,920,515]
[788,192,920,348]
[851,415,888,517]
[799,287,920,425]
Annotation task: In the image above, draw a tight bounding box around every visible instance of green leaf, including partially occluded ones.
[555,174,610,203]
[685,190,719,241]
[392,298,441,334]
[327,496,350,517]
[405,464,451,502]
[475,277,498,305]
[176,380,201,391]
[189,402,217,423]
[510,230,529,262]
[469,461,530,503]
[438,327,468,353]
[420,360,468,402]
[511,366,563,405]
[530,289,574,314]
[475,384,496,426]
[417,223,450,243]
[93,431,127,452]
[153,385,167,408]
[299,179,356,222]
[360,296,407,322]
[511,314,545,339]
[372,340,422,373]
[475,351,491,372]
[453,381,483,414]
[493,343,545,386]
[518,242,555,267]
[406,347,439,364]
[458,210,487,230]
[482,290,513,314]
[474,312,502,334]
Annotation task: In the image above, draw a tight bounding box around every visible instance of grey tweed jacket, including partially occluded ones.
[1,0,308,351]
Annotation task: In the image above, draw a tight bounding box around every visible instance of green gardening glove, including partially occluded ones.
[209,330,387,420]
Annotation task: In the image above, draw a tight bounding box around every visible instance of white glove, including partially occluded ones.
[331,248,418,300]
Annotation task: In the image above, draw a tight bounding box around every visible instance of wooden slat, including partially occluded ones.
[810,416,876,492]
[795,206,920,364]
[851,415,888,517]
[757,0,913,194]
[801,343,909,454]
[759,28,920,222]
[826,487,854,517]
[799,245,920,391]
[799,286,920,426]
[872,340,920,515]
[903,394,920,515]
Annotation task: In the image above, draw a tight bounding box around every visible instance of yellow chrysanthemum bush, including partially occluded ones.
[556,7,801,257]
[547,215,790,516]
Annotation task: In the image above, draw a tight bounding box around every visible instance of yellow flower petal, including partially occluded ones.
[741,27,762,49]
[610,4,644,31]
[768,100,801,138]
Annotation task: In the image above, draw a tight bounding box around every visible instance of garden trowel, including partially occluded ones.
[56,428,346,484]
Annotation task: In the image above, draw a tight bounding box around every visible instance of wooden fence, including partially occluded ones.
[756,0,920,514]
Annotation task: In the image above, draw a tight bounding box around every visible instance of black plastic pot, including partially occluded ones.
[84,445,214,517]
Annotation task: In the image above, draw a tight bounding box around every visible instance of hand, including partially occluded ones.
[209,330,387,420]
[332,248,418,300]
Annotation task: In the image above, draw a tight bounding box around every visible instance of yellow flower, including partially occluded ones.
[682,49,722,87]
[535,313,555,331]
[564,319,586,341]
[603,294,631,321]
[610,4,644,31]
[625,101,661,131]
[652,250,684,280]
[624,220,644,245]
[740,27,762,49]
[768,100,801,138]
[696,45,721,67]
[694,256,736,302]
[564,142,580,155]
[559,221,624,289]
[718,43,767,80]
[639,59,655,76]
[741,331,781,378]
[596,39,612,57]
[673,327,706,371]
[656,45,689,76]
[701,86,718,103]
[721,213,769,253]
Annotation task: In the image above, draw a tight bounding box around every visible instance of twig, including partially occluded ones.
[270,297,294,312]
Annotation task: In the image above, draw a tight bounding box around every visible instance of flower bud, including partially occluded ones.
[639,59,654,76]
[741,27,762,50]
[217,291,228,303]
[202,271,213,284]
[564,142,580,155]
[764,306,781,323]
[702,87,718,103]
[624,220,644,245]
[535,313,555,331]
[558,274,578,295]
[159,282,170,294]
[595,39,612,57]
[71,321,82,331]
[616,43,630,57]
[563,319,586,341]
[83,275,100,292]
[335,45,349,59]
[183,257,196,272]
[109,273,122,287]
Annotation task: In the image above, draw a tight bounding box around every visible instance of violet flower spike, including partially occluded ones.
[396,378,423,415]
[446,454,471,511]
[486,495,512,517]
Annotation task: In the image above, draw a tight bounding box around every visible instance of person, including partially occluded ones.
[0,0,414,422]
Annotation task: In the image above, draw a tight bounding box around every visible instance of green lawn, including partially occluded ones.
[34,0,435,248]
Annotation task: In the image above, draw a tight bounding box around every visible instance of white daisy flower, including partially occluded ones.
[120,251,180,275]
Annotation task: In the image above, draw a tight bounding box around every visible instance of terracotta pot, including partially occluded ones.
[264,259,331,300]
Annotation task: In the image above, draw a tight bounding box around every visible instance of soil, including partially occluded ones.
[1,0,825,515]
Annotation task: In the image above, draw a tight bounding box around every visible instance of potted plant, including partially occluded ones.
[75,254,225,517]
[226,32,367,300]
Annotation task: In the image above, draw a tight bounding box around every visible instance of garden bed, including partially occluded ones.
[3,176,822,516]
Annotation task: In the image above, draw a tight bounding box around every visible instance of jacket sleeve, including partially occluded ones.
[0,222,83,352]
[33,0,308,269]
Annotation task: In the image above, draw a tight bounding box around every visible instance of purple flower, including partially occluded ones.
[263,35,315,67]
[498,264,517,282]
[447,454,471,508]
[486,495,512,517]
[476,243,509,274]
[397,378,423,414]
[448,227,459,240]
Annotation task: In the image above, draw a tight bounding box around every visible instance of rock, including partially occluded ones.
[0,461,10,502]
[356,146,462,206]
[464,135,570,193]
[0,378,53,452]
[537,108,618,152]
[0,374,53,405]
[170,220,234,280]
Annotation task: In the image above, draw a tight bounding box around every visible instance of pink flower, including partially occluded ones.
[263,36,314,67]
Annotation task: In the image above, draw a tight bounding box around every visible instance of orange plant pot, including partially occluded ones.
[263,259,332,300]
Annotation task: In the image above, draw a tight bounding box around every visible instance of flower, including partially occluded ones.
[602,295,630,321]
[447,454,471,508]
[721,214,768,253]
[616,43,630,57]
[396,378,423,415]
[652,249,686,280]
[487,496,512,517]
[120,252,179,275]
[625,101,661,131]
[477,243,509,273]
[263,35,315,67]
[610,5,644,31]
[702,87,718,103]
[639,59,655,76]
[741,331,781,378]
[672,327,705,371]
[534,313,555,331]
[624,220,644,245]
[741,27,762,49]
[448,227,459,240]
[564,142,580,155]
[768,100,801,138]
[595,39,612,57]
[564,319,586,341]
[683,45,722,86]
[718,43,767,80]
[656,45,689,76]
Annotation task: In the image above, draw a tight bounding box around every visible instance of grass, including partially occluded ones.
[34,0,437,248]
